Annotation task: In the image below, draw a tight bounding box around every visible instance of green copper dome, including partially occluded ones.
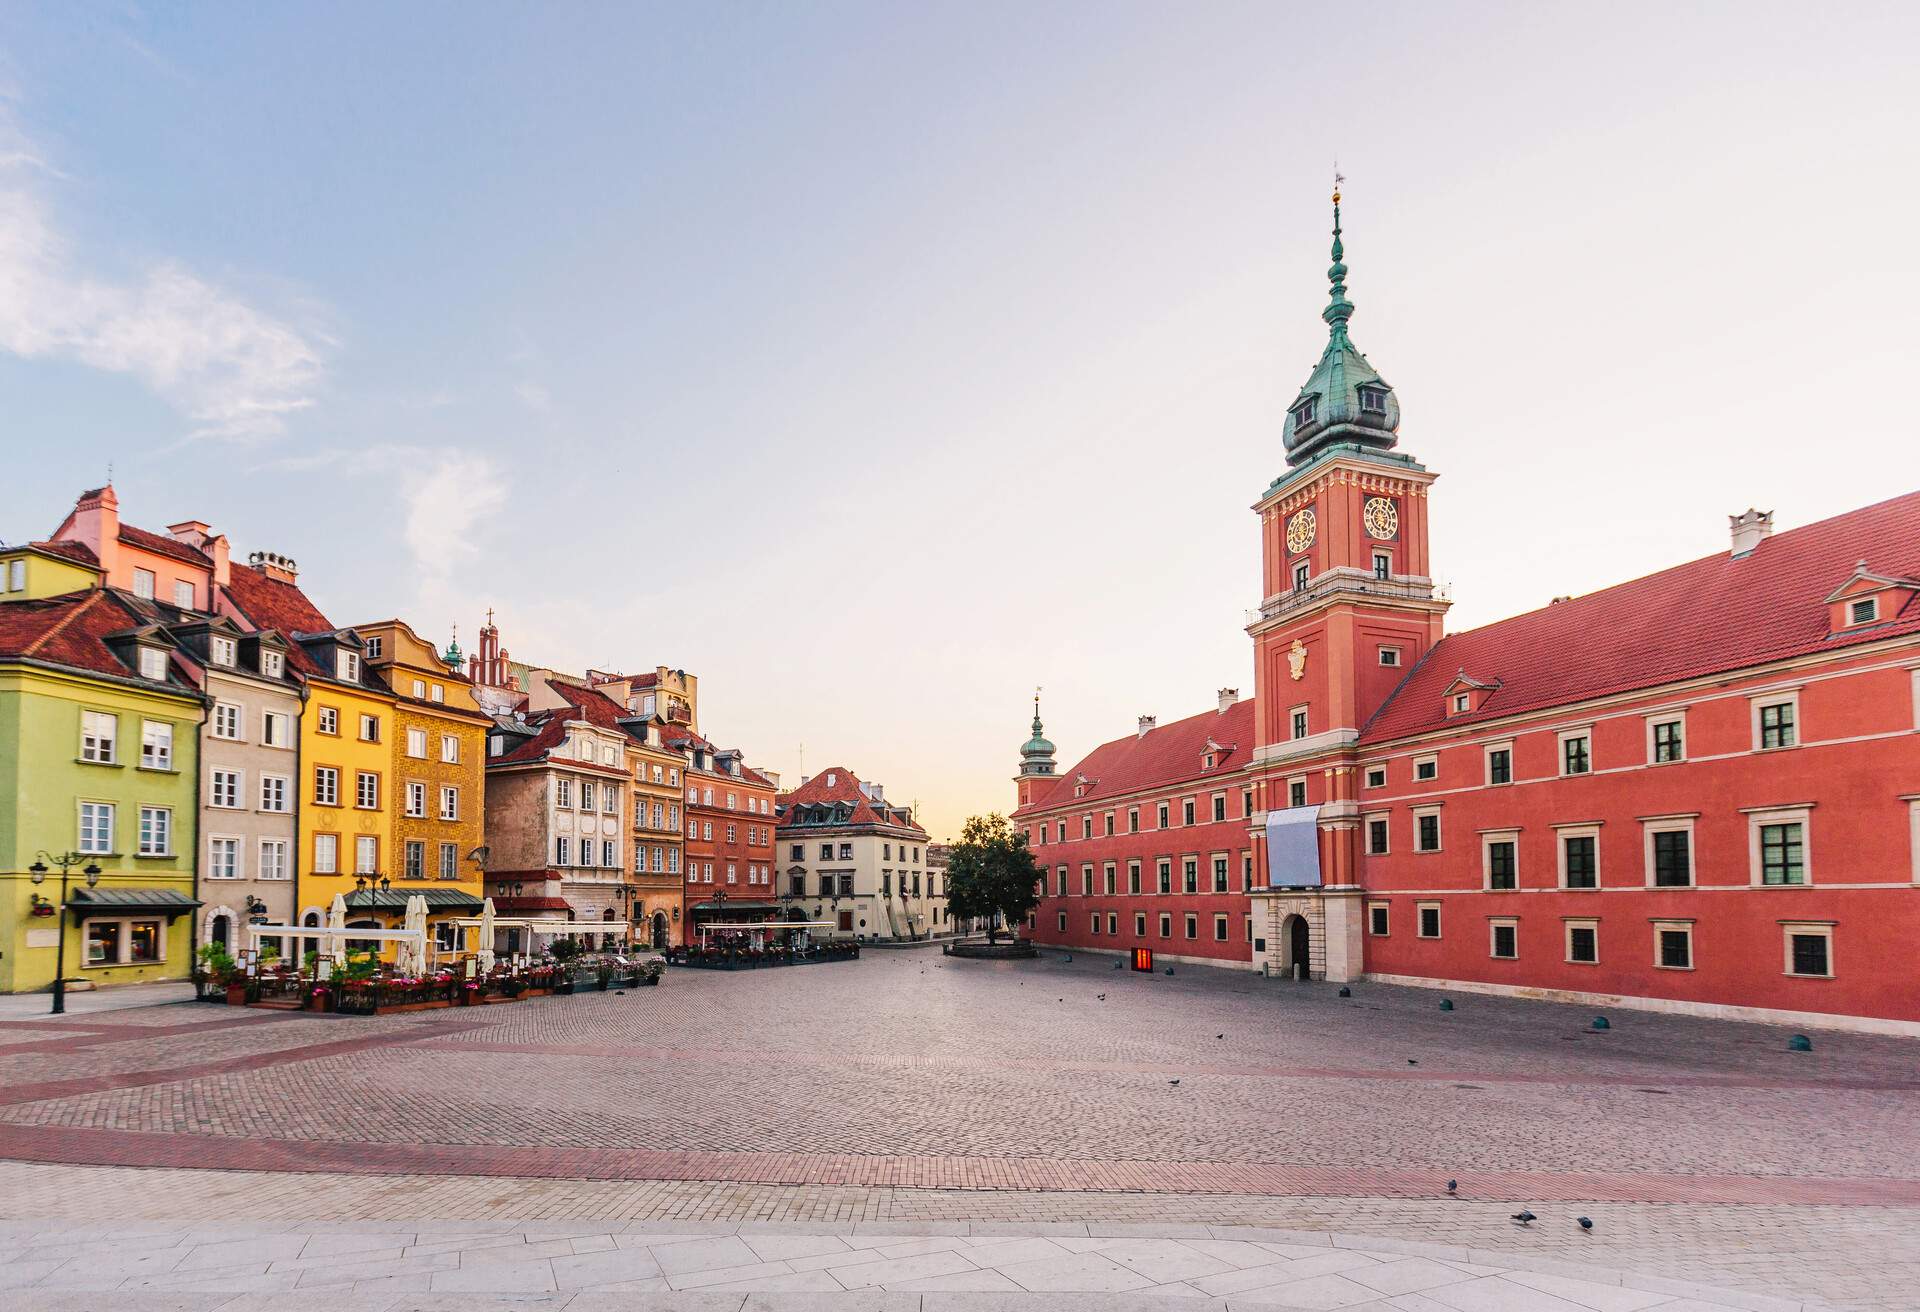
[1018,696,1056,776]
[1281,189,1400,467]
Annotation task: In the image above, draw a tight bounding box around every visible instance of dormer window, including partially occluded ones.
[365,636,383,660]
[1454,693,1470,713]
[336,651,360,682]
[210,636,237,667]
[137,647,168,681]
[1850,598,1877,625]
[1290,398,1316,429]
[261,650,283,679]
[1358,384,1389,415]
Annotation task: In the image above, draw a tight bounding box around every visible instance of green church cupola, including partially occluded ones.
[1018,691,1057,777]
[1282,181,1401,467]
[441,625,464,674]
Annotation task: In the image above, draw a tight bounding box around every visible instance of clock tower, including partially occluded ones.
[1248,185,1449,979]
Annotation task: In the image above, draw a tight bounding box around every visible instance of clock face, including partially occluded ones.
[1363,496,1399,541]
[1285,508,1317,555]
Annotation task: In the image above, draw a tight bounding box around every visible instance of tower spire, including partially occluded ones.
[1323,170,1353,343]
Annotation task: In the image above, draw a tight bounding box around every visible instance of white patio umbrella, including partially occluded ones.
[396,895,428,976]
[326,893,348,964]
[477,897,497,973]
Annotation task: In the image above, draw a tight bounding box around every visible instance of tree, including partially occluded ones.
[945,813,1042,943]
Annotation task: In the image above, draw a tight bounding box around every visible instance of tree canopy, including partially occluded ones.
[945,813,1042,941]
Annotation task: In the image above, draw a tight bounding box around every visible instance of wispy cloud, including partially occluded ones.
[400,451,507,586]
[0,110,326,441]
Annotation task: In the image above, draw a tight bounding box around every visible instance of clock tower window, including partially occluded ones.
[1292,562,1309,591]
[1372,550,1391,580]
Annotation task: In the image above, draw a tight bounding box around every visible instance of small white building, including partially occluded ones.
[776,767,943,941]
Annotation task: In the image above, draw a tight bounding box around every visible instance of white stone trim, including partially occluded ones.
[1781,921,1836,979]
[1750,688,1801,752]
[1555,824,1602,890]
[1747,805,1813,887]
[1641,814,1696,888]
[1364,971,1920,1036]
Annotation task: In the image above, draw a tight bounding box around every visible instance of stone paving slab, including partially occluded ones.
[0,1222,1836,1311]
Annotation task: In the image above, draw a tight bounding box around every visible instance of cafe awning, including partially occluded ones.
[342,888,486,912]
[64,887,202,920]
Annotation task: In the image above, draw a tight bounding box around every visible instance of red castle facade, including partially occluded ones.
[1014,192,1920,1034]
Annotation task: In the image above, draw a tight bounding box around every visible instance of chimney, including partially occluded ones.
[207,535,230,587]
[870,782,885,802]
[63,485,120,579]
[1729,508,1774,558]
[1217,688,1240,714]
[1137,715,1157,738]
[799,775,811,789]
[248,550,299,584]
[1549,595,1572,605]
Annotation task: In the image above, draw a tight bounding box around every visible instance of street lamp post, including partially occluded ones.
[28,851,102,1016]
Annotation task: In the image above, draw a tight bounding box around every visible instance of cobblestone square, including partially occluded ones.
[1,949,1916,1309]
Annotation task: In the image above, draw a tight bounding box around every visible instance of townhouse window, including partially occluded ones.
[1785,925,1833,978]
[440,735,460,763]
[1566,921,1599,964]
[1211,795,1226,822]
[1484,837,1518,890]
[726,863,737,884]
[1561,732,1592,776]
[138,806,171,856]
[1183,857,1198,894]
[171,579,195,608]
[139,719,175,770]
[1291,708,1308,739]
[1651,718,1685,764]
[4,558,18,591]
[726,824,737,844]
[1057,911,1068,932]
[260,775,288,812]
[1105,812,1116,836]
[820,843,833,860]
[440,786,459,821]
[667,849,680,873]
[210,769,241,809]
[1184,913,1198,939]
[1127,860,1141,894]
[1650,825,1693,887]
[313,767,338,806]
[556,837,571,865]
[1213,914,1229,942]
[605,841,617,867]
[1756,818,1808,885]
[1157,803,1169,829]
[262,711,291,747]
[1289,779,1307,808]
[1128,808,1140,833]
[430,684,445,704]
[1418,903,1441,938]
[1082,815,1093,839]
[1242,789,1254,815]
[355,771,379,809]
[1183,799,1196,826]
[317,707,338,735]
[138,646,168,681]
[260,839,289,881]
[1486,746,1512,786]
[354,836,377,875]
[81,710,117,763]
[1413,756,1437,782]
[1159,912,1172,939]
[406,727,427,758]
[1080,865,1093,896]
[1368,903,1389,936]
[87,919,163,966]
[1089,913,1099,935]
[1562,833,1598,889]
[1489,920,1518,959]
[211,703,242,741]
[132,567,156,599]
[1057,821,1067,842]
[313,833,338,873]
[404,841,425,880]
[837,842,851,859]
[1655,923,1693,970]
[1414,809,1442,852]
[1293,562,1310,591]
[1373,551,1391,580]
[1055,867,1068,897]
[357,713,379,742]
[1157,860,1171,894]
[1364,765,1386,789]
[364,637,382,660]
[581,781,597,811]
[405,781,426,817]
[1366,816,1389,855]
[1756,698,1797,750]
[1134,912,1147,937]
[411,679,426,698]
[1212,856,1229,892]
[556,779,573,808]
[1103,863,1116,895]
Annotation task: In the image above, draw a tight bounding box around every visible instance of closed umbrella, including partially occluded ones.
[326,894,348,965]
[397,895,427,976]
[478,897,496,973]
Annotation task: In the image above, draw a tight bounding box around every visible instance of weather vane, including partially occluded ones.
[1333,160,1344,203]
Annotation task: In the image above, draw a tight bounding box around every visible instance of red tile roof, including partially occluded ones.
[1013,698,1255,818]
[27,539,99,567]
[0,590,147,682]
[221,561,334,635]
[777,765,928,836]
[116,523,210,568]
[548,679,628,728]
[1361,490,1920,743]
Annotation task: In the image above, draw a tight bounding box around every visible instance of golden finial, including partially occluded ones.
[1332,161,1344,205]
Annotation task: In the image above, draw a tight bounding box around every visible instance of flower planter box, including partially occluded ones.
[224,983,250,1006]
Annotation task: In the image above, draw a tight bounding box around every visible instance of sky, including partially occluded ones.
[3,3,1918,841]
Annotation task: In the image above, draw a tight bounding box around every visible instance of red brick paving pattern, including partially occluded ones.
[1,953,1917,1209]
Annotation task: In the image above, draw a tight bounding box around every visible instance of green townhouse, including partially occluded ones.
[1,543,208,995]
